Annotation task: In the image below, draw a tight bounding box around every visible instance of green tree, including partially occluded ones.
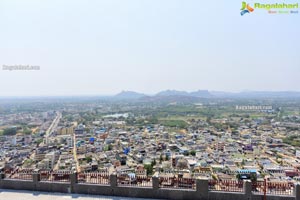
[3,127,17,135]
[86,156,92,163]
[159,154,163,164]
[35,138,43,145]
[105,144,113,151]
[151,159,156,167]
[250,173,257,182]
[23,128,32,135]
[144,164,153,175]
[183,151,189,156]
[165,154,170,161]
[190,150,196,156]
[241,159,245,166]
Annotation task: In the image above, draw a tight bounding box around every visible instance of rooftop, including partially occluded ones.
[0,189,159,200]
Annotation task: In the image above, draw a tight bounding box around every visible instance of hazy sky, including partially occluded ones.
[0,0,299,96]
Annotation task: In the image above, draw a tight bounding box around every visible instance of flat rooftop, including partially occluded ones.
[0,189,161,200]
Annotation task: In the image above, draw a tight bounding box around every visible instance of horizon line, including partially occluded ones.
[1,89,300,98]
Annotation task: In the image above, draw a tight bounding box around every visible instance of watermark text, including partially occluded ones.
[2,65,40,71]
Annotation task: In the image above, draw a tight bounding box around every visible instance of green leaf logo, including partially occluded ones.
[241,2,247,10]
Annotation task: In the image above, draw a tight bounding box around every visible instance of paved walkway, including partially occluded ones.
[0,189,160,200]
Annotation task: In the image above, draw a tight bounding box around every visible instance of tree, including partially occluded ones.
[190,150,196,156]
[144,164,153,175]
[183,151,189,156]
[165,154,170,161]
[3,127,17,135]
[206,116,212,124]
[159,154,163,164]
[23,159,33,167]
[151,159,156,167]
[241,159,246,166]
[105,144,113,151]
[86,156,92,163]
[250,173,257,182]
[23,128,32,135]
[35,138,43,145]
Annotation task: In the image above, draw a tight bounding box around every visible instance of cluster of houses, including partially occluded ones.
[1,112,300,185]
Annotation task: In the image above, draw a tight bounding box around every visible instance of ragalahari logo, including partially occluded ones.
[241,2,254,16]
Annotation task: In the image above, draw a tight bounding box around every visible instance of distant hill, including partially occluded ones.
[156,90,213,98]
[156,90,189,96]
[114,91,146,99]
[237,91,300,98]
[113,90,300,100]
[211,91,300,98]
[140,95,202,103]
[189,90,212,98]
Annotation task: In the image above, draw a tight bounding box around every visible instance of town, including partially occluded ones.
[0,94,300,198]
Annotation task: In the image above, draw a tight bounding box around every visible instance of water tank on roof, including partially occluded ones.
[90,137,95,143]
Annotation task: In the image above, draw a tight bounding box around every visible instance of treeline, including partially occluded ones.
[283,135,300,147]
[0,126,32,136]
[2,127,17,135]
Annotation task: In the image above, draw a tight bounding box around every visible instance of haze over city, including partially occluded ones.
[0,0,299,96]
[2,1,300,200]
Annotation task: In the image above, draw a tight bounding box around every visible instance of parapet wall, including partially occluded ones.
[0,173,298,200]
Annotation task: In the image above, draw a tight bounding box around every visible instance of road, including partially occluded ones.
[73,132,80,172]
[29,111,62,164]
[45,111,62,144]
[277,152,299,163]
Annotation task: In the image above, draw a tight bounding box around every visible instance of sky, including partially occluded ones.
[0,0,299,96]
